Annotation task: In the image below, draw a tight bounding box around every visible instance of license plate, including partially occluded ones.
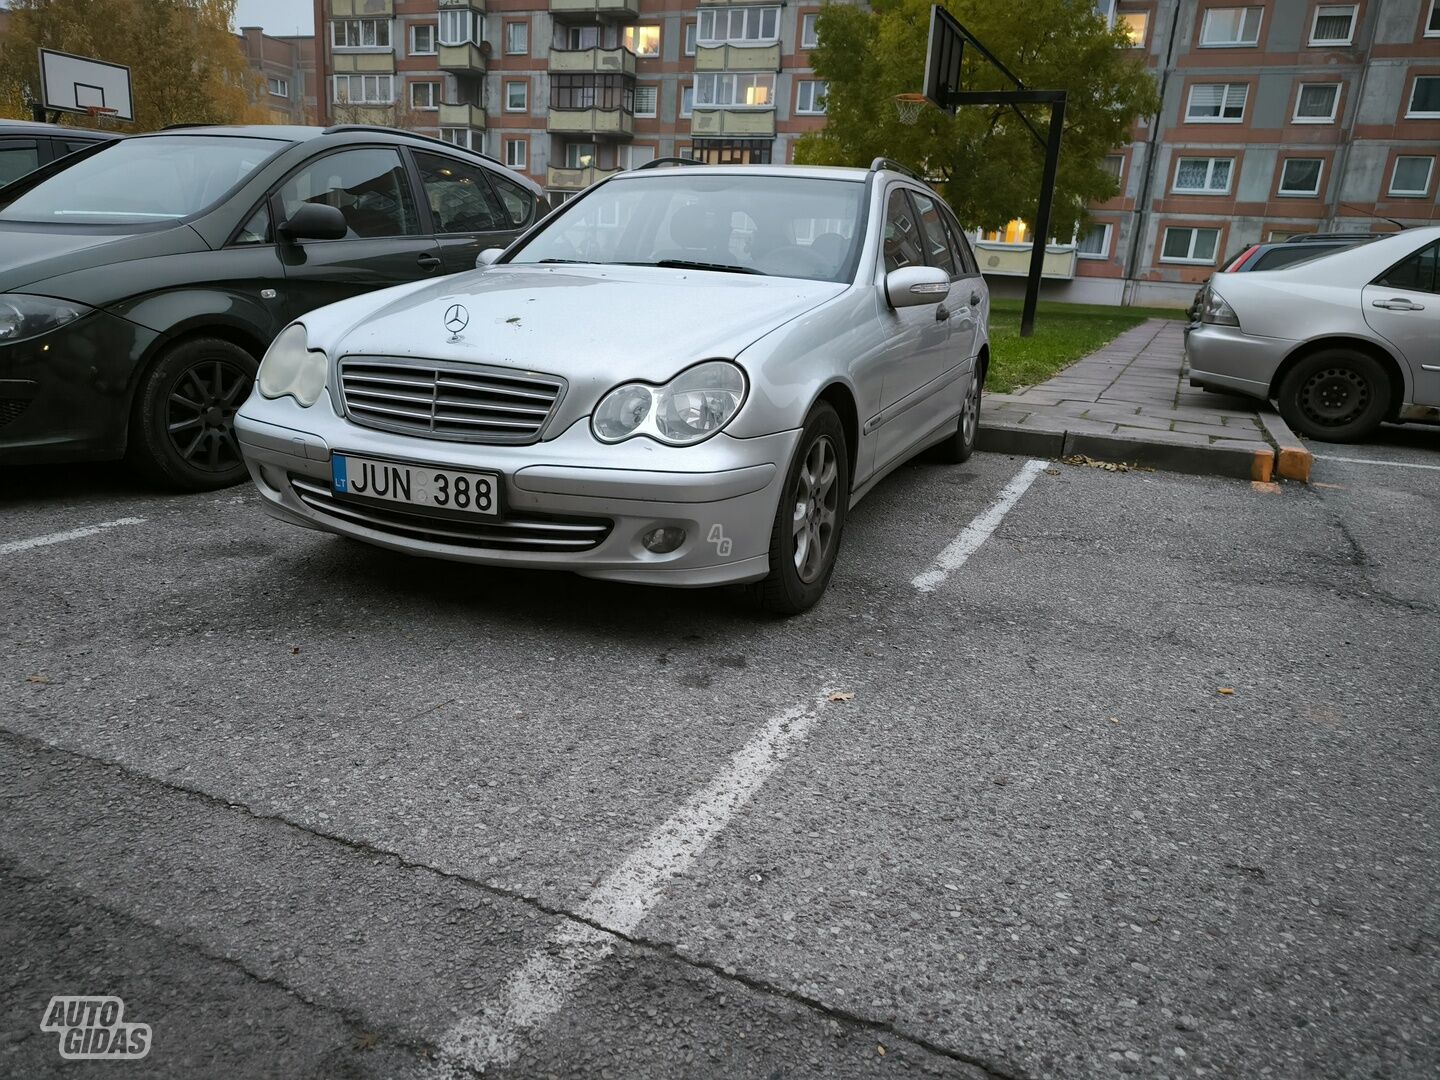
[332,454,500,517]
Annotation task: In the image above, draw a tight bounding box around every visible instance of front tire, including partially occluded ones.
[753,403,850,616]
[1275,349,1389,444]
[128,337,257,491]
[934,367,982,464]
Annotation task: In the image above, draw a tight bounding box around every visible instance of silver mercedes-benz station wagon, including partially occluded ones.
[236,160,990,614]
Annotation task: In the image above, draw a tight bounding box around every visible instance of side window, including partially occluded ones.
[0,139,41,185]
[882,189,924,273]
[276,148,420,239]
[910,191,959,279]
[233,204,271,245]
[1376,240,1440,295]
[487,171,537,228]
[941,209,979,276]
[413,151,508,233]
[60,139,99,157]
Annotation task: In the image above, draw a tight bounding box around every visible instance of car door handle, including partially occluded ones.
[417,254,442,272]
[935,305,950,322]
[1372,298,1424,311]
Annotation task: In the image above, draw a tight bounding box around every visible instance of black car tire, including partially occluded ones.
[1275,348,1389,444]
[753,402,850,616]
[933,368,982,464]
[128,337,257,491]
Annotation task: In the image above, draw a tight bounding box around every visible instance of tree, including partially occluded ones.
[0,0,267,131]
[795,0,1160,239]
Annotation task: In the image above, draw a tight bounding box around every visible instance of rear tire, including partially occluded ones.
[1275,348,1389,444]
[128,337,257,491]
[934,367,982,464]
[753,403,849,616]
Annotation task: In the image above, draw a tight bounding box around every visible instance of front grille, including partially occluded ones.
[338,358,564,444]
[290,476,612,553]
[0,398,29,428]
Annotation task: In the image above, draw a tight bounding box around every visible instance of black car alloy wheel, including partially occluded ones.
[166,359,249,473]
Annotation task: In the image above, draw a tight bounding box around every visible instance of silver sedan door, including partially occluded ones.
[1362,238,1440,405]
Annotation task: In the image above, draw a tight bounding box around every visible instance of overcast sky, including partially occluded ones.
[232,0,314,36]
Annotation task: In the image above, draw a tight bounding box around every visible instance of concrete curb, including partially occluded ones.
[979,419,1275,482]
[1257,411,1313,483]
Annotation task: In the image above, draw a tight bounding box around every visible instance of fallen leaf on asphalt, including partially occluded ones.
[291,647,301,655]
[876,1044,886,1056]
[1218,687,1235,695]
[354,1032,379,1051]
[25,675,49,684]
[1108,716,1119,724]
[827,691,855,703]
[1062,454,1153,474]
[993,776,1008,786]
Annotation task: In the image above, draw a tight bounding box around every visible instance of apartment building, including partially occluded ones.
[309,0,829,200]
[236,26,319,124]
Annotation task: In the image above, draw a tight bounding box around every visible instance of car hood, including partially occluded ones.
[0,221,205,295]
[312,264,848,383]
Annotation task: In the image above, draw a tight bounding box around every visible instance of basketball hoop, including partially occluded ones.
[83,105,121,127]
[894,93,931,125]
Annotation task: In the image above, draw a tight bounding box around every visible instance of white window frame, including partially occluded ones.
[1388,156,1435,196]
[1407,76,1440,118]
[1427,0,1440,37]
[331,18,391,50]
[439,128,471,149]
[332,74,394,105]
[1118,11,1148,46]
[1102,153,1125,186]
[410,81,439,110]
[633,84,658,118]
[695,73,776,109]
[1308,4,1357,46]
[1277,158,1325,197]
[624,25,661,57]
[1199,6,1263,47]
[1172,156,1234,195]
[680,84,694,117]
[684,22,697,56]
[796,80,827,115]
[1185,82,1249,123]
[1076,222,1112,259]
[506,21,529,55]
[697,7,781,47]
[620,145,655,170]
[801,13,820,49]
[410,24,436,55]
[504,138,527,171]
[267,76,289,98]
[1293,82,1340,123]
[505,80,528,113]
[564,142,597,169]
[1160,226,1221,265]
[438,9,475,47]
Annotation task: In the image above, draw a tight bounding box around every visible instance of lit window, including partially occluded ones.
[411,25,435,55]
[1118,11,1148,45]
[505,138,527,170]
[505,81,529,112]
[1199,7,1263,46]
[1278,158,1324,196]
[796,80,827,115]
[1408,76,1440,118]
[1294,83,1340,123]
[624,25,661,57]
[1309,5,1357,45]
[1185,82,1248,122]
[634,85,658,117]
[695,73,775,108]
[697,8,780,46]
[802,13,820,49]
[506,22,528,55]
[1161,226,1220,263]
[331,18,391,49]
[1388,156,1434,196]
[1076,223,1111,258]
[409,81,438,110]
[1173,157,1234,194]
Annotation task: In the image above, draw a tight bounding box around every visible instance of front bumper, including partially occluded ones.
[1185,323,1293,400]
[236,393,798,588]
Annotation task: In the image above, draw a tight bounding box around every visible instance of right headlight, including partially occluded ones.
[1200,286,1240,328]
[257,323,327,407]
[592,361,747,446]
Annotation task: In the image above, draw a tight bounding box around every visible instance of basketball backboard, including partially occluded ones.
[38,49,134,121]
[922,6,965,115]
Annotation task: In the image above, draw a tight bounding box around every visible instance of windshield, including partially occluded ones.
[0,135,287,225]
[509,172,865,283]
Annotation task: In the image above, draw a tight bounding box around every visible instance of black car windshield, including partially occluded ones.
[509,172,865,283]
[0,135,287,225]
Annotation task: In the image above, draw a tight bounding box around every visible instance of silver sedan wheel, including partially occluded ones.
[961,374,980,446]
[791,435,840,584]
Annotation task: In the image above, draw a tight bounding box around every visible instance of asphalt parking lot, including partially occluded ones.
[2,437,1437,1079]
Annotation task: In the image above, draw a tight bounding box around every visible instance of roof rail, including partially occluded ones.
[869,157,924,182]
[321,124,506,167]
[634,156,703,170]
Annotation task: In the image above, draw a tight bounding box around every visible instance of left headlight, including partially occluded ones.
[257,323,328,407]
[592,361,747,446]
[0,294,92,344]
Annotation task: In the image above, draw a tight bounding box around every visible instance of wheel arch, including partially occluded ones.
[121,322,267,452]
[1269,335,1407,420]
[813,380,859,488]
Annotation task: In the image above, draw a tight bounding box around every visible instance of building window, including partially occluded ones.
[267,76,289,98]
[1185,82,1249,122]
[504,138,527,170]
[1199,7,1263,47]
[411,24,435,55]
[1076,223,1111,258]
[1428,0,1440,37]
[801,13,820,48]
[1161,226,1220,264]
[1294,83,1340,123]
[620,145,655,169]
[1118,10,1148,45]
[439,128,471,149]
[691,139,772,165]
[634,85,658,117]
[505,80,528,112]
[1101,154,1124,184]
[1278,158,1324,196]
[624,25,661,57]
[410,81,438,110]
[684,22,697,56]
[333,74,394,105]
[698,8,780,45]
[564,142,597,168]
[1173,156,1234,194]
[680,85,694,117]
[550,75,633,111]
[438,10,475,47]
[506,22,529,55]
[332,18,390,49]
[1408,76,1440,118]
[796,80,827,115]
[1309,5,1357,45]
[695,73,775,108]
[1388,156,1435,196]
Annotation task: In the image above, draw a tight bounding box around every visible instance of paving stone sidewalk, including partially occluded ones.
[979,318,1310,482]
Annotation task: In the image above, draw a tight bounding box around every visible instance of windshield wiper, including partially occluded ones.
[536,258,590,264]
[624,260,762,276]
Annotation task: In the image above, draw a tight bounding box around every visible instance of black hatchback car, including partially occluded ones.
[0,124,547,489]
[0,119,121,186]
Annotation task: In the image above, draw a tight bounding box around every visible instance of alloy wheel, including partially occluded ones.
[791,435,840,584]
[165,359,250,473]
[961,375,980,446]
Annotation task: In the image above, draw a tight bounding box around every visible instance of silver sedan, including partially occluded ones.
[236,162,989,614]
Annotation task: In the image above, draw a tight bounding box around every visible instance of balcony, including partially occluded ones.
[694,43,781,71]
[973,241,1078,280]
[332,52,396,74]
[438,42,487,74]
[438,0,485,10]
[549,0,640,17]
[331,0,393,14]
[690,108,775,138]
[549,47,636,76]
[548,108,634,138]
[547,164,622,190]
[438,102,486,129]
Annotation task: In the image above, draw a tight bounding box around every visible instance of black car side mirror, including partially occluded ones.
[279,203,347,242]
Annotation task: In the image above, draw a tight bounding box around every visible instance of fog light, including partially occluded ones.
[641,527,686,554]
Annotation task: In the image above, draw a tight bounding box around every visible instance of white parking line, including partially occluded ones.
[426,693,836,1077]
[0,517,146,557]
[1315,454,1440,472]
[911,458,1049,592]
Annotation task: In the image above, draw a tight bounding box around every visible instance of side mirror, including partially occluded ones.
[279,203,347,242]
[475,247,505,268]
[885,265,950,308]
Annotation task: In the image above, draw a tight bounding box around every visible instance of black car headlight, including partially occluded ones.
[0,294,92,344]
